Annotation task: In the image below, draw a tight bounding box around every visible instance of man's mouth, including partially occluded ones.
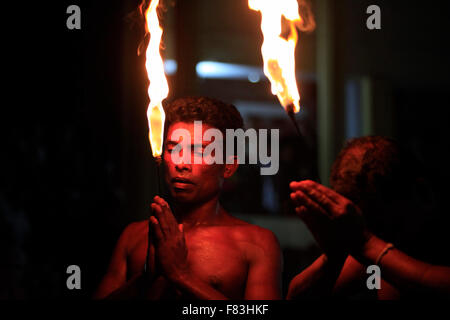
[171,177,195,189]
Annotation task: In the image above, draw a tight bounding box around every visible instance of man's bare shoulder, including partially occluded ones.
[118,220,148,250]
[122,220,148,235]
[223,216,281,251]
[225,218,282,268]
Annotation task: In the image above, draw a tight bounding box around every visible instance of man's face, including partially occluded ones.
[163,122,226,204]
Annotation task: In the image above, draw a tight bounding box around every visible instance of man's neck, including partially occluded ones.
[172,196,225,229]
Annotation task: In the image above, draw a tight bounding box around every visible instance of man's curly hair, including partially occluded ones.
[163,96,244,137]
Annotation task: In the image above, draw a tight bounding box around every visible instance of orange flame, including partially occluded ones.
[249,0,302,113]
[144,0,168,157]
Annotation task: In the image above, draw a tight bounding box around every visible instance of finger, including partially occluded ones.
[151,203,170,237]
[289,181,300,190]
[302,180,342,204]
[290,190,326,214]
[148,216,155,244]
[149,215,164,243]
[154,196,178,231]
[290,190,308,207]
[295,206,313,225]
[291,190,335,221]
[290,180,339,204]
[290,180,308,191]
[178,223,184,233]
[295,205,325,235]
[294,198,337,251]
[290,190,314,207]
[294,205,307,218]
[301,187,338,214]
[295,182,340,214]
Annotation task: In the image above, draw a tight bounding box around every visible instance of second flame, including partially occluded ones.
[249,0,302,113]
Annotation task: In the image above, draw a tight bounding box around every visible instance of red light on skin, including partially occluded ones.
[163,122,230,204]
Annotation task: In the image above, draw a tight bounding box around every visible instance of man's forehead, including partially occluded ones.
[167,121,214,130]
[166,121,223,144]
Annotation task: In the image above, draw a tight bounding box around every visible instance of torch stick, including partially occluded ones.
[155,156,162,194]
[285,103,320,182]
[286,103,304,140]
[144,155,163,274]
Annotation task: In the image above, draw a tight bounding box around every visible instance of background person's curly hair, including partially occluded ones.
[330,136,426,242]
[163,96,244,140]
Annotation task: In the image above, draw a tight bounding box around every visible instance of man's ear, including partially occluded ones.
[223,155,239,178]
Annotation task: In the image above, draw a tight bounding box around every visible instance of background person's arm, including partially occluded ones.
[287,180,361,299]
[290,180,450,296]
[288,254,379,299]
[287,253,346,299]
[353,232,450,295]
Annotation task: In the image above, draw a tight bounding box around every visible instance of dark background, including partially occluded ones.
[2,0,450,299]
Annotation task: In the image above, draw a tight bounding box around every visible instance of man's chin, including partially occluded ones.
[170,189,196,203]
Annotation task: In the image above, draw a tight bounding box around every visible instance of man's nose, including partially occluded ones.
[175,148,192,171]
[175,161,191,172]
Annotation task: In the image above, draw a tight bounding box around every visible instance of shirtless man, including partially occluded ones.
[287,136,450,299]
[94,97,282,300]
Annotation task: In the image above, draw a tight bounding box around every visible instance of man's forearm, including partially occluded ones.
[100,273,170,300]
[96,273,144,300]
[169,272,230,300]
[287,253,347,299]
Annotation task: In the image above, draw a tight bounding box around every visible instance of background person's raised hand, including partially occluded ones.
[289,180,370,257]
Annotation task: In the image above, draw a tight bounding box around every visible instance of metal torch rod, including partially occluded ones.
[286,103,304,142]
[285,103,320,182]
[155,156,162,195]
[145,156,162,274]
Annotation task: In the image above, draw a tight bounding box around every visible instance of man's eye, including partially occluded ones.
[166,145,181,154]
[193,147,203,156]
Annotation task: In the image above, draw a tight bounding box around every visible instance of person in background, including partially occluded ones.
[287,136,450,299]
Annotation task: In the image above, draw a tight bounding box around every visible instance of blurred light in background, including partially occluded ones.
[165,60,315,85]
[164,59,178,75]
[234,100,306,120]
[196,61,264,81]
[345,79,362,139]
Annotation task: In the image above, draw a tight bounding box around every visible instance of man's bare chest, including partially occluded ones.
[126,228,249,297]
